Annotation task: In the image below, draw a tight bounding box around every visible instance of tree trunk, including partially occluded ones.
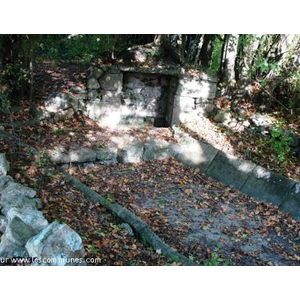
[199,34,215,68]
[221,34,240,94]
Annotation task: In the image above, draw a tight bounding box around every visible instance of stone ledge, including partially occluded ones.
[241,166,295,207]
[206,151,257,190]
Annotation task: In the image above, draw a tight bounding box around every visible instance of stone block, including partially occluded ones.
[176,76,217,99]
[87,77,100,89]
[280,184,300,221]
[173,96,195,112]
[206,151,256,189]
[117,141,144,163]
[173,139,219,173]
[96,147,118,166]
[69,148,97,163]
[100,73,123,91]
[241,166,295,206]
[100,90,121,105]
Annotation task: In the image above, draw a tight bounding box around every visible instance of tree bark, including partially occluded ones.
[220,34,240,93]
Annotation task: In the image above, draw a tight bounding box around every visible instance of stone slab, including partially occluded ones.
[280,184,300,221]
[206,151,256,189]
[173,139,219,173]
[241,166,295,207]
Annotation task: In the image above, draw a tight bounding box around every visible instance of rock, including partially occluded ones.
[0,175,14,191]
[173,96,195,112]
[173,138,219,172]
[45,92,71,112]
[281,184,300,221]
[69,148,97,163]
[85,99,102,120]
[70,87,87,101]
[0,216,36,258]
[70,86,86,94]
[0,182,36,199]
[0,195,42,215]
[143,139,174,161]
[100,90,121,105]
[242,120,251,128]
[25,221,86,266]
[7,208,48,234]
[96,148,118,166]
[87,77,100,89]
[214,111,232,124]
[250,113,274,127]
[206,151,257,190]
[121,223,134,236]
[241,166,295,207]
[117,141,144,164]
[49,146,70,164]
[99,73,123,91]
[0,215,7,233]
[88,90,99,100]
[92,68,104,79]
[0,153,10,176]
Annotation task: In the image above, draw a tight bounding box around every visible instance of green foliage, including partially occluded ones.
[39,34,123,63]
[203,252,233,266]
[269,121,292,167]
[210,36,223,72]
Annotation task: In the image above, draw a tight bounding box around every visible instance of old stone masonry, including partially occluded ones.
[38,65,218,127]
[0,154,86,266]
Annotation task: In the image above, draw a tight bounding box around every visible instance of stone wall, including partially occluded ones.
[39,65,218,127]
[0,154,86,265]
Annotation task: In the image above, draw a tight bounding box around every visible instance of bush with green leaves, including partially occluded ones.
[268,121,293,167]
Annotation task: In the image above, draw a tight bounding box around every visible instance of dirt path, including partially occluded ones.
[74,158,300,266]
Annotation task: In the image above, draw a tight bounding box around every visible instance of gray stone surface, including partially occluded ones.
[92,67,104,79]
[250,113,274,127]
[96,147,118,166]
[214,110,232,124]
[88,90,99,100]
[100,90,121,105]
[173,139,219,172]
[206,151,256,189]
[0,195,43,215]
[0,215,7,233]
[118,141,144,164]
[45,93,71,112]
[85,99,102,120]
[69,148,97,163]
[0,216,35,258]
[100,72,123,91]
[7,208,48,234]
[241,166,295,207]
[25,221,86,266]
[87,77,100,89]
[143,139,174,161]
[0,175,14,191]
[0,153,10,176]
[1,182,36,199]
[280,183,300,222]
[49,146,70,164]
[176,76,217,99]
[173,96,195,112]
[280,184,300,221]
